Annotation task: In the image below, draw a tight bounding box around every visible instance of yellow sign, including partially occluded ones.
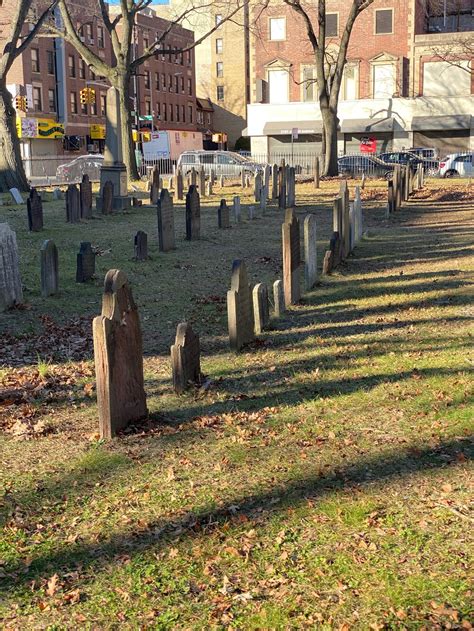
[132,130,151,142]
[90,124,106,140]
[16,117,64,139]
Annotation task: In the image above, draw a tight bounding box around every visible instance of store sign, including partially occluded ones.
[90,124,106,140]
[16,117,64,139]
[360,136,377,153]
[142,131,170,159]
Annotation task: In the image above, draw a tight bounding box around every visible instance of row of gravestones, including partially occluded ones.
[387,163,424,215]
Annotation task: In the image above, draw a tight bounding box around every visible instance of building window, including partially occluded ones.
[157,102,161,119]
[100,94,106,116]
[188,78,192,95]
[216,38,223,54]
[181,76,185,92]
[48,88,56,112]
[86,23,94,43]
[422,60,471,96]
[163,103,167,121]
[143,36,149,51]
[144,70,151,89]
[70,91,78,114]
[168,74,173,91]
[32,86,42,111]
[145,100,151,116]
[79,59,86,79]
[90,67,96,81]
[155,72,160,90]
[326,13,338,37]
[269,17,286,41]
[188,104,193,122]
[215,14,222,27]
[372,63,396,97]
[31,48,40,73]
[216,61,223,77]
[98,25,105,48]
[81,100,88,115]
[68,55,76,78]
[169,103,173,121]
[217,85,224,101]
[175,75,179,92]
[197,110,203,124]
[268,68,289,103]
[302,66,317,102]
[187,50,191,64]
[375,9,393,34]
[176,104,180,121]
[342,64,358,100]
[181,104,185,122]
[47,50,54,75]
[90,96,97,115]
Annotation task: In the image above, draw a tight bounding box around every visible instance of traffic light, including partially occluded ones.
[86,87,95,103]
[15,95,27,112]
[80,88,88,105]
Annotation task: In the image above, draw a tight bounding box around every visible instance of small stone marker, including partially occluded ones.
[76,241,96,282]
[40,239,58,297]
[241,169,245,188]
[248,205,255,220]
[199,168,206,195]
[185,185,200,240]
[227,259,254,351]
[132,197,142,207]
[233,196,241,223]
[314,156,320,188]
[80,174,93,219]
[245,174,251,188]
[259,186,267,213]
[253,283,269,334]
[66,184,81,223]
[322,232,342,274]
[254,172,262,202]
[190,167,197,187]
[219,175,225,188]
[102,180,113,215]
[282,208,301,307]
[205,180,213,196]
[170,322,202,394]
[93,269,148,439]
[176,169,184,201]
[134,230,148,260]
[9,188,24,204]
[273,279,285,317]
[218,199,230,229]
[0,223,23,310]
[278,161,287,210]
[150,182,159,205]
[304,214,317,290]
[27,188,43,231]
[354,186,362,243]
[53,188,62,200]
[157,188,175,252]
[286,167,296,208]
[271,164,278,200]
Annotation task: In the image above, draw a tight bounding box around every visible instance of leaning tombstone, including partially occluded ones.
[102,180,113,215]
[273,279,285,317]
[227,259,254,351]
[176,169,184,201]
[9,188,24,204]
[150,181,160,205]
[0,223,23,310]
[40,239,58,297]
[76,241,96,282]
[93,269,148,439]
[134,230,148,260]
[253,283,269,334]
[282,208,301,307]
[233,196,241,223]
[27,188,43,231]
[66,184,81,223]
[80,174,93,219]
[185,185,200,240]
[170,322,202,394]
[218,199,230,229]
[304,214,317,290]
[157,188,175,252]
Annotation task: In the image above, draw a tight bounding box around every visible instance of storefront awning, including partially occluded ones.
[341,117,395,133]
[263,120,323,135]
[411,115,472,131]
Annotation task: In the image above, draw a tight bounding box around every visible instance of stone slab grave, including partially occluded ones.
[304,214,317,290]
[354,186,363,242]
[0,223,23,311]
[170,322,202,394]
[199,168,206,196]
[322,232,342,275]
[40,239,58,297]
[76,241,96,282]
[205,181,213,196]
[282,208,301,307]
[271,164,278,200]
[157,189,175,252]
[176,169,184,201]
[218,199,230,229]
[253,283,269,334]
[102,181,113,215]
[263,164,271,197]
[233,196,241,223]
[66,184,81,223]
[248,205,256,220]
[339,180,350,258]
[278,162,287,210]
[349,203,355,253]
[254,172,262,203]
[227,259,254,351]
[9,188,24,204]
[273,279,285,317]
[219,175,225,188]
[27,188,43,232]
[259,186,267,213]
[80,174,93,219]
[150,181,160,205]
[185,185,200,240]
[241,169,246,188]
[286,167,296,208]
[93,269,148,439]
[134,230,148,260]
[53,188,62,200]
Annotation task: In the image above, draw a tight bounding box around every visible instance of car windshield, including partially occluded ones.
[228,152,251,163]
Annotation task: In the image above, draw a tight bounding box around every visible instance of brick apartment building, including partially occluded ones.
[246,0,473,157]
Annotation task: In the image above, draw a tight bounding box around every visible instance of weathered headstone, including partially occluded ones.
[304,214,317,290]
[241,169,246,189]
[273,279,285,317]
[190,168,197,187]
[66,184,81,223]
[219,175,225,188]
[170,322,201,394]
[361,172,366,190]
[76,241,96,282]
[40,239,58,297]
[102,180,113,215]
[233,196,241,223]
[314,156,320,188]
[278,161,287,210]
[349,202,355,253]
[27,188,43,231]
[53,188,62,200]
[254,172,262,202]
[354,186,363,243]
[205,180,213,197]
[157,189,175,252]
[271,164,278,200]
[248,205,256,220]
[339,181,350,258]
[245,173,251,189]
[199,168,206,195]
[150,181,160,205]
[286,166,296,208]
[282,208,300,307]
[333,197,343,233]
[9,188,23,204]
[176,169,184,201]
[227,259,254,351]
[80,174,93,219]
[259,186,267,214]
[0,223,23,310]
[218,199,230,229]
[263,164,271,197]
[134,230,148,260]
[253,283,269,334]
[322,231,342,274]
[150,166,160,189]
[185,185,200,240]
[93,269,148,439]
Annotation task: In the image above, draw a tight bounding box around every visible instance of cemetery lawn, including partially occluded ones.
[1,178,473,629]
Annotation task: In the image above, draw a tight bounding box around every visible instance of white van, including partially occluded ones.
[177,150,264,178]
[438,152,473,178]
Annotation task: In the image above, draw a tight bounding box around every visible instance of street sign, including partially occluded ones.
[291,127,299,140]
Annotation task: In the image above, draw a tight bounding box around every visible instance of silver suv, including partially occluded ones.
[177,150,263,178]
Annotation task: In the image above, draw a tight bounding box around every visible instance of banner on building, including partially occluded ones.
[90,124,106,140]
[360,136,377,153]
[143,131,170,159]
[16,117,64,139]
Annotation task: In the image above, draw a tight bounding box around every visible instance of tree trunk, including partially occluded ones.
[117,75,139,181]
[0,82,30,192]
[321,106,339,177]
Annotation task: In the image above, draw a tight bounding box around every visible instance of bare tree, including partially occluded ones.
[0,0,57,191]
[54,0,248,180]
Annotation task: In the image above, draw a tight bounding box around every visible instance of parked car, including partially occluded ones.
[337,155,394,179]
[177,150,264,178]
[378,151,423,172]
[405,148,439,174]
[56,154,103,183]
[438,152,473,178]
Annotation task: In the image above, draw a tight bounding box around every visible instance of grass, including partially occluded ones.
[0,177,473,629]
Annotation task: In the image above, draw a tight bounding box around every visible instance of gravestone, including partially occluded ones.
[27,188,43,231]
[0,223,23,310]
[210,168,216,185]
[102,180,113,215]
[254,172,262,203]
[241,169,246,188]
[176,169,184,201]
[53,188,62,200]
[253,283,269,334]
[304,214,317,290]
[157,189,175,252]
[199,168,206,195]
[168,175,174,190]
[9,188,23,204]
[76,241,96,282]
[361,172,366,190]
[286,167,296,208]
[271,164,278,200]
[263,164,271,197]
[218,199,230,229]
[259,186,267,214]
[132,197,142,207]
[278,161,287,210]
[170,322,202,394]
[349,202,355,252]
[245,174,251,188]
[273,279,285,317]
[40,239,58,297]
[314,156,320,188]
[150,166,160,190]
[339,181,350,258]
[66,184,81,223]
[233,196,241,223]
[150,181,160,205]
[219,175,225,188]
[333,197,343,233]
[282,208,300,307]
[93,269,148,439]
[322,232,342,274]
[190,168,197,187]
[185,185,200,240]
[227,259,254,351]
[248,205,255,220]
[354,186,362,243]
[205,180,213,196]
[80,174,93,219]
[134,231,148,260]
